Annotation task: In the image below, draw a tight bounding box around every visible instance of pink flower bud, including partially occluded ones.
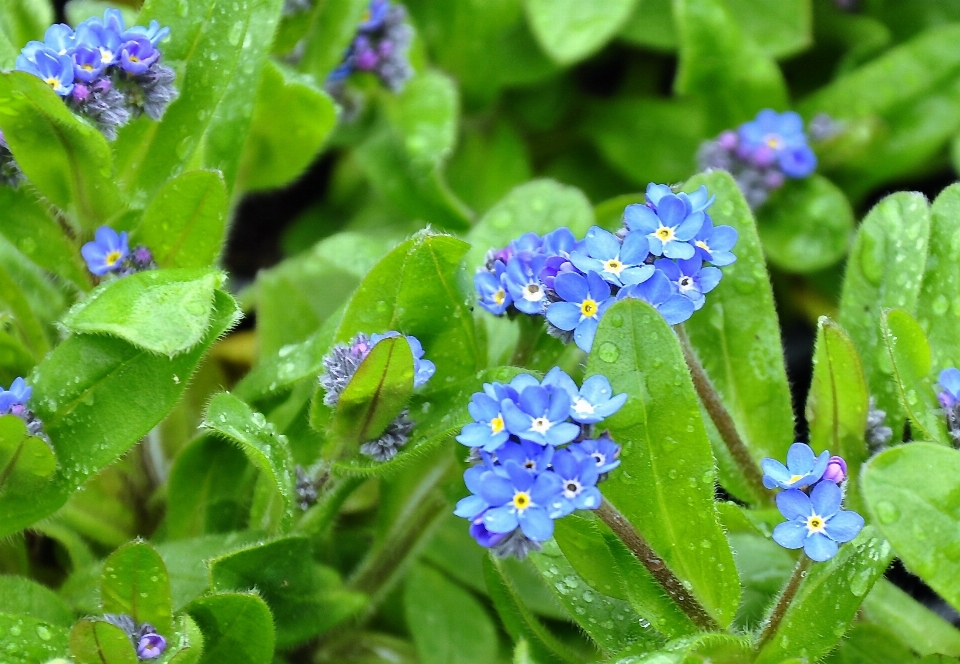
[823,455,847,483]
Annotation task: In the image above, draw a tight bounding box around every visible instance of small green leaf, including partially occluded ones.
[862,443,960,613]
[61,268,223,357]
[297,0,368,80]
[0,612,69,664]
[70,618,138,664]
[916,183,960,373]
[188,593,275,664]
[863,580,960,658]
[756,175,854,273]
[838,192,931,441]
[164,614,205,664]
[0,576,74,627]
[524,0,638,65]
[586,298,741,627]
[133,171,228,269]
[0,414,56,496]
[404,563,499,664]
[101,541,173,635]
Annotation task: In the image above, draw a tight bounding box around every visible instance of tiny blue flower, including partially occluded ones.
[497,440,555,474]
[81,226,129,275]
[0,377,32,414]
[545,270,615,352]
[40,24,76,55]
[457,386,511,452]
[369,332,435,387]
[480,460,563,541]
[623,195,704,260]
[509,232,543,255]
[504,253,547,315]
[548,448,602,517]
[75,19,123,67]
[454,465,492,520]
[937,367,960,409]
[738,109,817,179]
[645,183,715,215]
[469,510,507,548]
[656,257,721,310]
[122,20,171,46]
[569,227,654,286]
[541,227,578,256]
[72,45,105,82]
[761,442,830,490]
[475,260,511,316]
[693,218,738,267]
[542,367,626,424]
[118,37,160,75]
[502,385,580,446]
[617,269,696,326]
[136,629,166,660]
[16,48,75,96]
[570,434,621,475]
[772,482,864,562]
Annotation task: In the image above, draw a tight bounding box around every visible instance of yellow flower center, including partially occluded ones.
[604,259,623,275]
[806,515,826,534]
[695,240,710,252]
[493,289,505,305]
[105,250,123,267]
[81,64,94,71]
[581,299,598,317]
[490,415,505,434]
[788,474,804,484]
[655,226,674,242]
[45,77,61,90]
[513,491,531,510]
[765,134,783,149]
[129,55,140,63]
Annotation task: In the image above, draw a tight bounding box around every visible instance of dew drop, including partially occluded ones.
[597,342,619,363]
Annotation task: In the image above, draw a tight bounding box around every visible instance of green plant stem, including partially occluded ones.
[757,555,812,650]
[596,498,720,632]
[675,324,769,501]
[510,314,543,367]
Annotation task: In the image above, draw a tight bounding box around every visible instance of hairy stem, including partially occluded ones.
[597,499,719,632]
[757,555,811,649]
[675,324,769,501]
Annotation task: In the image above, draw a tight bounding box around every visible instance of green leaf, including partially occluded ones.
[863,580,960,658]
[524,0,638,65]
[586,298,740,627]
[404,563,498,664]
[447,118,532,215]
[101,541,173,635]
[881,309,950,446]
[756,175,854,273]
[61,268,223,357]
[233,325,336,405]
[0,0,52,50]
[164,614,205,664]
[916,184,960,373]
[297,0,368,80]
[721,0,811,59]
[606,633,753,664]
[822,623,918,664]
[188,593,275,664]
[619,0,676,51]
[70,618,138,664]
[673,0,788,132]
[0,260,49,359]
[726,533,793,630]
[754,527,893,664]
[806,318,869,513]
[201,392,296,532]
[0,612,69,664]
[0,187,90,291]
[0,414,56,497]
[862,443,960,613]
[133,171,228,269]
[0,72,124,230]
[682,171,794,503]
[0,576,74,627]
[239,61,336,193]
[209,536,366,648]
[552,515,627,601]
[838,192,931,441]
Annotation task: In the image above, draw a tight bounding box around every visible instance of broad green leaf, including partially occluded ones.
[524,0,638,65]
[586,298,740,627]
[726,533,793,630]
[0,260,49,359]
[756,175,854,273]
[483,556,579,664]
[201,392,296,531]
[0,414,56,497]
[806,318,869,514]
[0,0,52,50]
[916,184,960,373]
[239,61,336,193]
[188,593,275,664]
[822,623,918,664]
[863,580,960,658]
[673,0,788,132]
[0,72,124,230]
[233,324,337,404]
[0,234,67,329]
[70,618,138,664]
[404,563,498,664]
[101,541,173,635]
[0,29,16,70]
[881,309,950,445]
[0,576,74,627]
[0,290,239,539]
[0,187,90,291]
[336,232,481,385]
[297,0,368,81]
[61,268,223,357]
[862,443,960,613]
[552,515,627,601]
[466,179,594,272]
[838,192,930,442]
[682,171,794,503]
[607,633,753,663]
[447,118,532,215]
[164,614,205,664]
[133,171,228,269]
[754,527,893,664]
[0,612,69,663]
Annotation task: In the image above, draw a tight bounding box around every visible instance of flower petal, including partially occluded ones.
[810,479,842,519]
[772,520,807,549]
[787,442,815,474]
[804,532,839,562]
[824,510,864,543]
[483,506,519,533]
[518,507,554,541]
[776,488,812,520]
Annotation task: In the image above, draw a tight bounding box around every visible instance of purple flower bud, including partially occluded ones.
[72,83,90,102]
[750,145,776,168]
[717,130,738,150]
[354,46,379,70]
[469,511,507,548]
[133,246,153,264]
[10,404,25,416]
[939,390,956,410]
[137,633,166,659]
[94,78,112,93]
[763,170,785,189]
[823,455,847,483]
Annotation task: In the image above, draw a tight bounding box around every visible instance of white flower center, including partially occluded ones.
[603,258,624,276]
[572,398,595,418]
[806,514,826,534]
[530,417,552,434]
[563,479,582,498]
[678,276,695,293]
[591,452,606,467]
[523,283,544,302]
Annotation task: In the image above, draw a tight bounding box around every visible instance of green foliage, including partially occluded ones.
[188,593,275,664]
[101,541,173,635]
[524,0,638,65]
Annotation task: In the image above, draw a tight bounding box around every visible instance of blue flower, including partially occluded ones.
[504,253,547,315]
[541,227,578,257]
[570,434,621,475]
[457,385,512,452]
[693,218,738,267]
[369,332,435,387]
[542,367,626,424]
[772,482,864,562]
[136,630,166,660]
[497,440,555,474]
[75,19,123,66]
[122,20,171,46]
[569,227,653,286]
[16,48,75,96]
[480,460,563,541]
[118,37,160,75]
[738,109,817,179]
[0,377,32,414]
[469,510,507,548]
[623,195,704,260]
[72,45,105,82]
[937,367,960,409]
[761,442,830,490]
[617,269,696,325]
[656,257,721,310]
[545,270,614,352]
[475,260,511,316]
[645,183,715,215]
[502,385,580,446]
[81,226,129,275]
[358,0,391,31]
[454,465,493,520]
[548,449,602,517]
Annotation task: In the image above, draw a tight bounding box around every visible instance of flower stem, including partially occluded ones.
[756,555,811,650]
[675,324,770,502]
[596,499,720,632]
[510,314,543,367]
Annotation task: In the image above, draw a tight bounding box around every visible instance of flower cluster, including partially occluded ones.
[697,109,818,209]
[937,368,960,446]
[0,377,47,441]
[325,0,413,103]
[14,10,176,141]
[763,443,864,562]
[81,226,156,278]
[319,331,435,461]
[103,614,166,660]
[474,183,738,352]
[455,368,625,558]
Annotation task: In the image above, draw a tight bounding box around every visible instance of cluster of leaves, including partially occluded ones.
[2,0,960,663]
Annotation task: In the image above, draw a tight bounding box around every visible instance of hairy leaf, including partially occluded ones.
[101,541,173,635]
[188,593,275,664]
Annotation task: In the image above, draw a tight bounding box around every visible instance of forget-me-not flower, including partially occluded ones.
[542,367,627,424]
[548,448,601,517]
[570,435,621,475]
[481,460,563,542]
[504,253,548,315]
[657,257,721,310]
[623,194,704,260]
[569,227,654,287]
[81,226,129,276]
[0,377,32,414]
[457,387,512,452]
[502,385,581,446]
[545,270,614,352]
[617,269,696,325]
[16,49,75,96]
[761,442,830,490]
[692,218,738,267]
[497,440,555,474]
[772,482,864,562]
[738,109,817,179]
[475,260,511,316]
